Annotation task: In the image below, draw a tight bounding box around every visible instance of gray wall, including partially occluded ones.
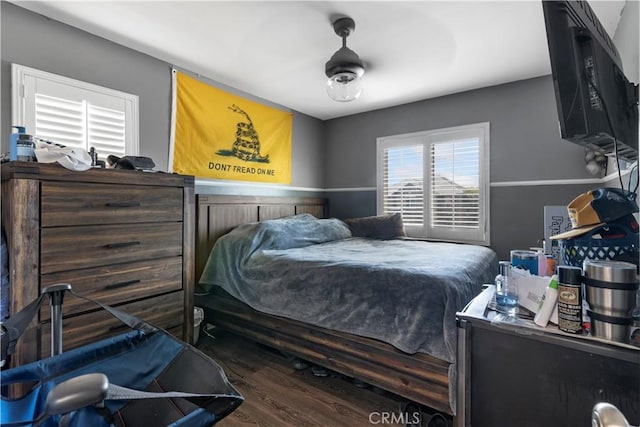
[0,2,325,190]
[1,2,171,169]
[1,2,635,260]
[325,76,592,187]
[323,76,597,259]
[322,0,639,259]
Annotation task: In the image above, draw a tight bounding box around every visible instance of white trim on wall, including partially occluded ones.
[195,178,321,193]
[490,178,603,187]
[491,169,633,187]
[196,170,630,193]
[323,187,377,192]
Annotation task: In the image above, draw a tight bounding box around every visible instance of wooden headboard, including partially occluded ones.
[195,195,328,281]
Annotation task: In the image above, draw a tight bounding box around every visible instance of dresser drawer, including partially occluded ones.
[40,257,183,320]
[41,182,183,227]
[40,291,184,357]
[41,222,183,274]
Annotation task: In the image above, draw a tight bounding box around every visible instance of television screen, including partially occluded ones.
[542,1,638,161]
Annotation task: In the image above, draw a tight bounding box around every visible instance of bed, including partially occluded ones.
[194,195,498,418]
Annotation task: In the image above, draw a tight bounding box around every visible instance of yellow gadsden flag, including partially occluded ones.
[171,71,292,183]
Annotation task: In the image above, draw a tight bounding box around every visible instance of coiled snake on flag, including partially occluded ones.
[228,104,269,162]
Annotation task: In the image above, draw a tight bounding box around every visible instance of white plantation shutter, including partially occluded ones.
[429,139,480,228]
[12,64,138,160]
[377,123,490,245]
[382,144,424,227]
[428,135,485,243]
[35,94,86,149]
[88,105,127,158]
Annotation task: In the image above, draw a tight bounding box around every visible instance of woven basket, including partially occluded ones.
[559,224,638,267]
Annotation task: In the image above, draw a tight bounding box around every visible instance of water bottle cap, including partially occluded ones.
[498,261,511,276]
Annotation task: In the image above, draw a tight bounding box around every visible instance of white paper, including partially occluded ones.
[511,268,558,324]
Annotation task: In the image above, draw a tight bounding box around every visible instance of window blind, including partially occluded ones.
[12,64,138,160]
[88,104,127,158]
[35,93,85,149]
[382,145,424,226]
[430,139,480,230]
[377,122,489,245]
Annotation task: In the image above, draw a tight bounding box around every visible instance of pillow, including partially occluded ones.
[342,213,406,240]
[255,214,352,250]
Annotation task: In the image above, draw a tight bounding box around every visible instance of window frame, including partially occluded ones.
[376,122,491,246]
[11,63,139,157]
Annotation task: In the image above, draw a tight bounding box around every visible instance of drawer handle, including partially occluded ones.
[105,279,141,290]
[105,201,141,208]
[104,241,141,249]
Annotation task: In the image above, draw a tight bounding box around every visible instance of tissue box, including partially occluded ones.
[511,269,558,324]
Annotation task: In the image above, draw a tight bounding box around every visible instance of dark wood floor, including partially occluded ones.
[196,328,410,426]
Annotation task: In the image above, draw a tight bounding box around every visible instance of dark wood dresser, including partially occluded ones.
[1,161,195,367]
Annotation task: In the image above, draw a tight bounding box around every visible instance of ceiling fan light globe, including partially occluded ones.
[326,72,362,102]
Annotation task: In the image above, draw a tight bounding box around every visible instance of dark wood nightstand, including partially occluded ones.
[456,286,639,427]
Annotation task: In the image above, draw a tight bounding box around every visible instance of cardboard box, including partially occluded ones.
[544,205,573,267]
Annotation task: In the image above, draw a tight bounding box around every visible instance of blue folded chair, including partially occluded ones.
[1,284,243,426]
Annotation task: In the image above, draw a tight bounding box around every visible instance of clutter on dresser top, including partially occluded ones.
[6,126,156,172]
[493,187,640,347]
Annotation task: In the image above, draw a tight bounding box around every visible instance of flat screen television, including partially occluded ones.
[542,0,639,161]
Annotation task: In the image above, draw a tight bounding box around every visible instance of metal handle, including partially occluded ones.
[105,201,141,208]
[592,402,630,427]
[105,279,141,290]
[104,241,140,249]
[42,283,73,357]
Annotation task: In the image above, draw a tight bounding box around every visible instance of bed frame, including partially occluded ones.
[194,195,455,417]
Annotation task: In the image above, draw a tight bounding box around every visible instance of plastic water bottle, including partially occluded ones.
[16,134,36,162]
[9,126,27,161]
[495,261,518,315]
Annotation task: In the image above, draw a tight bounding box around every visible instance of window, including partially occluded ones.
[11,64,139,159]
[377,123,490,245]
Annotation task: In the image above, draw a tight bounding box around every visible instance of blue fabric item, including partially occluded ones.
[214,213,352,254]
[0,387,40,426]
[199,214,498,362]
[1,331,182,426]
[167,409,216,427]
[1,286,243,427]
[590,187,638,222]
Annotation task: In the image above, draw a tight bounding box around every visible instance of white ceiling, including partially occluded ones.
[11,1,625,120]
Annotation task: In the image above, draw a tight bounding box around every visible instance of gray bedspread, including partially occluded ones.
[199,214,498,363]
